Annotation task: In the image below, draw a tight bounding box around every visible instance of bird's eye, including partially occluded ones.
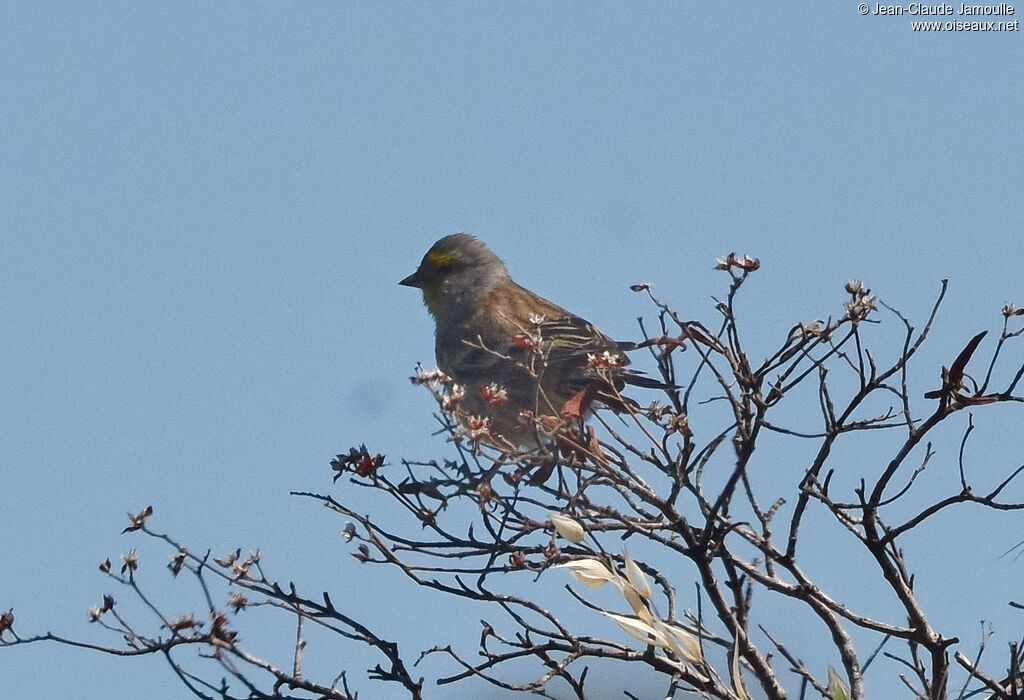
[437,263,453,276]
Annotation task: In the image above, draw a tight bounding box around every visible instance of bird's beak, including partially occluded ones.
[399,270,424,288]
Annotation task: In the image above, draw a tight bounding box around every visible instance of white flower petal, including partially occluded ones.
[731,643,752,700]
[827,667,851,700]
[600,611,669,648]
[553,559,616,588]
[548,512,585,544]
[618,580,653,624]
[622,548,651,602]
[657,621,704,665]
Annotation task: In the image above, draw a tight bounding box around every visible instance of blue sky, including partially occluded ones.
[2,3,1022,698]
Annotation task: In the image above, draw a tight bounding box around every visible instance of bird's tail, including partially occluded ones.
[622,370,675,391]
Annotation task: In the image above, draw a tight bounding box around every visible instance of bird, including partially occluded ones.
[400,233,655,448]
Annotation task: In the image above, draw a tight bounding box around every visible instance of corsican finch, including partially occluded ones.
[401,234,655,447]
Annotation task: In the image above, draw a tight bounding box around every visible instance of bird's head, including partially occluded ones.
[400,234,509,320]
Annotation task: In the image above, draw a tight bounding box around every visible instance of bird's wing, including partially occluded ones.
[540,315,669,393]
[536,314,631,362]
